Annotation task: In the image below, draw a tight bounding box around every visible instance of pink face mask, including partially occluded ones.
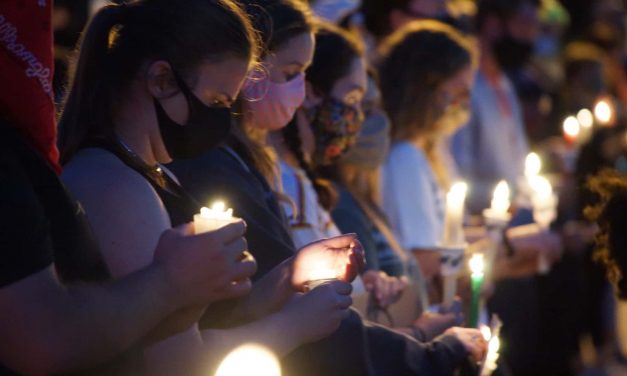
[242,72,306,131]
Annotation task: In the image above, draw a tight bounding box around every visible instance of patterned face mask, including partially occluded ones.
[308,97,364,167]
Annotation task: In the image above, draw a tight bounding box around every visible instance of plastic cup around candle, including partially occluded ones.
[303,278,338,292]
[439,245,466,306]
[304,266,338,292]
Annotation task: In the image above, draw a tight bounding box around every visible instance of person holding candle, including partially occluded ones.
[273,24,414,311]
[59,1,363,374]
[170,2,488,373]
[0,2,272,375]
[378,20,475,291]
[378,19,562,288]
[328,73,468,340]
[450,0,539,214]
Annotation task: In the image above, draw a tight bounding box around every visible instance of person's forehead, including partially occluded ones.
[270,33,315,65]
[194,58,249,94]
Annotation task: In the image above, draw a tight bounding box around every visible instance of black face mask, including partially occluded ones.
[492,34,534,71]
[154,70,232,159]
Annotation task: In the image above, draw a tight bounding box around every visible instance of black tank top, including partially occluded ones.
[82,139,200,227]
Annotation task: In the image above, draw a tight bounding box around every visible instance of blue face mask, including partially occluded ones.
[154,69,232,159]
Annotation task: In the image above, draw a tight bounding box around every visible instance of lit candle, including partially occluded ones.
[525,152,541,179]
[594,98,613,125]
[193,201,237,234]
[216,343,281,376]
[481,335,501,376]
[529,176,558,274]
[562,115,580,144]
[441,182,468,247]
[479,316,503,376]
[303,261,342,292]
[577,108,594,129]
[486,181,510,221]
[529,176,556,229]
[469,253,485,328]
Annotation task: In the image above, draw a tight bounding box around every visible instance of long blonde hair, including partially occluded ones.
[378,20,475,189]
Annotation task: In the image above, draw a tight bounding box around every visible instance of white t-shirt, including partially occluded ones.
[381,142,445,251]
[279,160,341,249]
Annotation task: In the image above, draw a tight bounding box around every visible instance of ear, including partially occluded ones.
[145,60,178,99]
[303,81,323,109]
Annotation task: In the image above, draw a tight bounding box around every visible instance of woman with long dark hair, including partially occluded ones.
[60,1,358,374]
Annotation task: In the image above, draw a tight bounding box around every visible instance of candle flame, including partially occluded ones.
[529,175,553,199]
[480,325,492,341]
[562,116,580,138]
[494,181,509,201]
[450,181,468,196]
[199,201,234,220]
[211,201,226,212]
[307,267,337,281]
[594,99,612,125]
[447,181,468,203]
[215,344,281,376]
[525,152,542,178]
[469,253,485,276]
[577,109,594,129]
[488,336,500,355]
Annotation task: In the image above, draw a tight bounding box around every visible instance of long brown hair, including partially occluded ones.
[232,0,317,185]
[58,0,259,165]
[378,20,474,188]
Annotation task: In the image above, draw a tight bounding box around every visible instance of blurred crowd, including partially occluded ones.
[2,0,627,375]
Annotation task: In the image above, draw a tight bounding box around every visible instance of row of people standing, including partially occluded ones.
[1,0,489,375]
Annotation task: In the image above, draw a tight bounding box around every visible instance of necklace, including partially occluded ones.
[115,136,166,185]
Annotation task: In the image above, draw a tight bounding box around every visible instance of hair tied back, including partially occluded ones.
[103,3,132,50]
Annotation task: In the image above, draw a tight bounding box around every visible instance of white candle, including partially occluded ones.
[193,201,237,234]
[525,152,541,179]
[529,176,556,229]
[489,181,510,220]
[442,182,468,247]
[577,109,594,129]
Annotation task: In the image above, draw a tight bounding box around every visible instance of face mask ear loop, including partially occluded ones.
[166,63,194,101]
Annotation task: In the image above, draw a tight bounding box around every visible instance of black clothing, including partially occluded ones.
[169,145,473,376]
[82,139,199,227]
[0,121,109,286]
[0,120,109,375]
[169,146,295,280]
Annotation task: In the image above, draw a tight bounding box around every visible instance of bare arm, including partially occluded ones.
[0,264,179,375]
